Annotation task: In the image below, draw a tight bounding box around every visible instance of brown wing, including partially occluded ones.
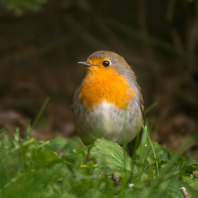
[139,95,145,144]
[127,92,145,157]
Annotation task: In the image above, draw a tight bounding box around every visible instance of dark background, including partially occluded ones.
[0,0,198,157]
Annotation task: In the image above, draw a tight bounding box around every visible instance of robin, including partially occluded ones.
[72,51,144,161]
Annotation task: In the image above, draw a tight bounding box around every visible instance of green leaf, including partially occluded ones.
[183,172,198,191]
[136,142,171,163]
[44,150,58,163]
[32,150,58,166]
[166,179,198,198]
[32,149,46,165]
[79,161,96,170]
[136,142,171,173]
[148,179,198,197]
[48,136,79,153]
[166,157,198,180]
[90,138,132,175]
[1,0,48,15]
[175,157,198,173]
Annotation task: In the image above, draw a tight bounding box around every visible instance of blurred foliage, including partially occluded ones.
[1,0,198,17]
[0,130,198,197]
[167,0,198,20]
[0,0,48,15]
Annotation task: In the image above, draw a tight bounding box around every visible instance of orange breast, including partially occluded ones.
[79,66,135,110]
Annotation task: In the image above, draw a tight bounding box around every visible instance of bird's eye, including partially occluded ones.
[102,61,110,67]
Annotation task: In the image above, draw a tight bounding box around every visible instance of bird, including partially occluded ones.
[72,51,144,161]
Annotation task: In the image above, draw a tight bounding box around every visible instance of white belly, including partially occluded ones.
[73,100,142,145]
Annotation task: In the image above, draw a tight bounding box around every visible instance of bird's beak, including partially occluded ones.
[78,61,92,67]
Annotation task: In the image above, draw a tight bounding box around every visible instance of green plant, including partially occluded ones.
[0,0,48,15]
[0,130,198,198]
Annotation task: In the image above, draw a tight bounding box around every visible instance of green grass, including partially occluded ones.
[0,129,198,198]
